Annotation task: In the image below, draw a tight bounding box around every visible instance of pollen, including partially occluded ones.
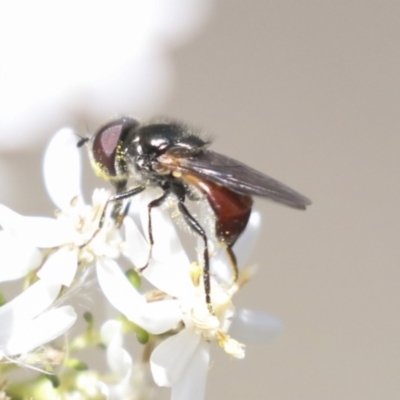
[172,171,182,178]
[189,261,202,287]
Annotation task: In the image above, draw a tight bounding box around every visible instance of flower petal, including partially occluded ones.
[233,210,261,268]
[37,247,78,287]
[229,308,283,345]
[100,320,138,400]
[101,320,132,378]
[5,305,77,356]
[171,339,210,400]
[150,327,202,387]
[18,218,75,248]
[101,319,124,348]
[97,259,181,334]
[139,300,182,335]
[43,127,84,210]
[0,231,42,282]
[0,280,62,327]
[0,204,75,247]
[97,258,146,314]
[143,257,194,300]
[123,216,149,268]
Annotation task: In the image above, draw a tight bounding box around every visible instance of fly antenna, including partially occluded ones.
[76,134,90,148]
[76,120,92,148]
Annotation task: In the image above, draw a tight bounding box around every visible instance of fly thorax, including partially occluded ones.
[124,155,148,185]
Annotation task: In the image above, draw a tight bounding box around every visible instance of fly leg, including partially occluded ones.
[177,201,213,313]
[226,246,239,283]
[98,186,146,230]
[139,191,170,272]
[81,185,145,248]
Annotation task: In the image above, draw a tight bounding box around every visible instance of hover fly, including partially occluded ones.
[79,117,311,309]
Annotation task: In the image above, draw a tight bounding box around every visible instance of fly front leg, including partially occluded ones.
[177,201,213,314]
[81,185,146,248]
[98,185,146,229]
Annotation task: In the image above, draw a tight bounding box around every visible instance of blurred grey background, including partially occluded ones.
[1,1,400,399]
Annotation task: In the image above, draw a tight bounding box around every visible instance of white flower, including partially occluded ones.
[0,279,76,359]
[11,127,128,289]
[99,189,282,400]
[0,148,83,283]
[101,320,133,399]
[100,320,157,400]
[42,126,281,400]
[0,127,128,367]
[0,188,123,289]
[43,127,183,334]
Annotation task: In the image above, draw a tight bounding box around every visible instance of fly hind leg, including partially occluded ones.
[226,246,239,283]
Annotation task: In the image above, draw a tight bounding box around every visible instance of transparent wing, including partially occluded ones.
[169,150,311,210]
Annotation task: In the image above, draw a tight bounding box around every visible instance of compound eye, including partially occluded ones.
[92,121,125,177]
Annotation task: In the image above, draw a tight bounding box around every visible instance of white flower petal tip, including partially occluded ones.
[150,328,203,387]
[229,308,283,346]
[100,320,124,347]
[43,127,83,210]
[37,247,78,287]
[151,335,210,400]
[232,210,262,268]
[100,321,155,400]
[0,231,42,282]
[248,210,262,230]
[3,305,77,357]
[0,280,62,327]
[0,204,75,248]
[101,320,133,380]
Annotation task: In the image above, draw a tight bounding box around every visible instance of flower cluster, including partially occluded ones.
[0,128,282,400]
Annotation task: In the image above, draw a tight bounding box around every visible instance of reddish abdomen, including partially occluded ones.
[184,175,253,246]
